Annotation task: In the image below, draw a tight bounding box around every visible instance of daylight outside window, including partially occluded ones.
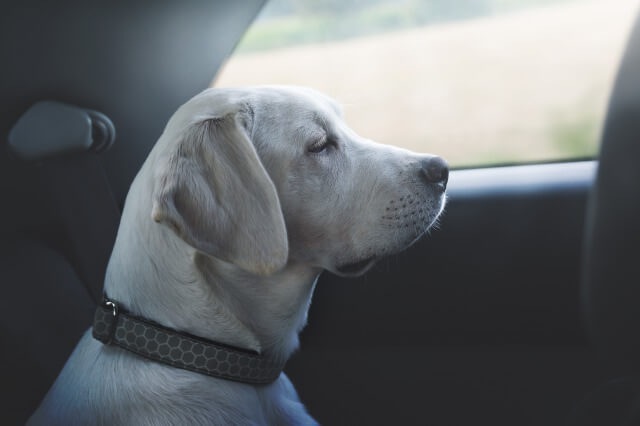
[214,0,638,167]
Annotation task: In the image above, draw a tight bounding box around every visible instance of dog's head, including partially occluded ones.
[151,86,447,277]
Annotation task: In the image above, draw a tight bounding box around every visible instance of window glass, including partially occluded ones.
[214,0,638,167]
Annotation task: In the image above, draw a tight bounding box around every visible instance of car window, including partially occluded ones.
[214,0,638,168]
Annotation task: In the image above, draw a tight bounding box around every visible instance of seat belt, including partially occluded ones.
[7,100,120,303]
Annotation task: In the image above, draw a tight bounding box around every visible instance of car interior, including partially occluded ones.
[1,1,639,425]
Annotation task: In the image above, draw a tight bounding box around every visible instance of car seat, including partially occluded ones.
[0,1,264,423]
[569,8,640,426]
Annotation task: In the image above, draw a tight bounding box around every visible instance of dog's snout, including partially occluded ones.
[421,156,449,190]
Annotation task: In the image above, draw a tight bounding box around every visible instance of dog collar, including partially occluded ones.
[92,297,284,385]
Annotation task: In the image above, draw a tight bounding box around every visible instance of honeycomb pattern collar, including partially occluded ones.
[92,297,284,385]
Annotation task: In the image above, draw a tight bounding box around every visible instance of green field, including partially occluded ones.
[218,0,637,167]
[238,0,583,53]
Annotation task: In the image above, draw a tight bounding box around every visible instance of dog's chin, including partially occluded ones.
[331,227,431,277]
[330,203,446,278]
[333,256,377,277]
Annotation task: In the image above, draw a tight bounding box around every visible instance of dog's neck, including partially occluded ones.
[104,175,319,364]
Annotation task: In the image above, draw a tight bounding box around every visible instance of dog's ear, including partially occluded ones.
[151,111,288,276]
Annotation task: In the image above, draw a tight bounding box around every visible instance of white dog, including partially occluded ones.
[29,86,448,425]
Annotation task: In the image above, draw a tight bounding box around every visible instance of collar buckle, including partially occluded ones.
[105,299,118,317]
[92,298,119,345]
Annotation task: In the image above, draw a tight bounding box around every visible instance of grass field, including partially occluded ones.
[215,0,638,166]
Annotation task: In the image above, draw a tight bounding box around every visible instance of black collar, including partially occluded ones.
[92,297,284,385]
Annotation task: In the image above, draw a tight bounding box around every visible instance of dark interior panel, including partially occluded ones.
[300,162,595,347]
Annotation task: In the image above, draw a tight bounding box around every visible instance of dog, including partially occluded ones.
[28,86,448,425]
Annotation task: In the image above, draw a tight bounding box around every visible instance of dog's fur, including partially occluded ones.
[29,86,447,425]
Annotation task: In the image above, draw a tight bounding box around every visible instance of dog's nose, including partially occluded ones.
[421,156,449,190]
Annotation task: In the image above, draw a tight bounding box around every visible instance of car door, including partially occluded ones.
[285,161,603,426]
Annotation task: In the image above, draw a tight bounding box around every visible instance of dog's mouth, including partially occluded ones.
[335,256,376,277]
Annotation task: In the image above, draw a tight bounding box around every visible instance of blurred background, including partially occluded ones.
[215,0,638,167]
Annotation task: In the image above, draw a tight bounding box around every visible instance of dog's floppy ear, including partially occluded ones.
[151,111,288,276]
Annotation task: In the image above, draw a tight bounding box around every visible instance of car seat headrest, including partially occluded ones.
[1,0,264,205]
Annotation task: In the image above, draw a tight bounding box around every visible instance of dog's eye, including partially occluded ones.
[308,137,333,154]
